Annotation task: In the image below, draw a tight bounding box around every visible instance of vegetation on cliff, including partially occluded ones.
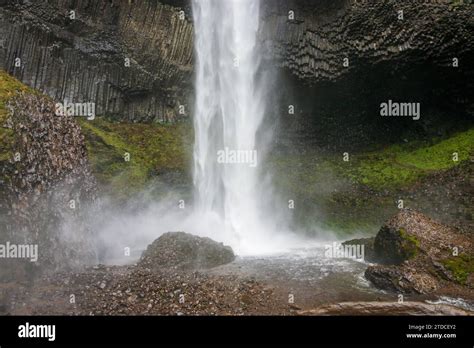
[0,70,193,202]
[344,130,474,189]
[271,128,474,234]
[0,71,39,162]
[78,117,193,200]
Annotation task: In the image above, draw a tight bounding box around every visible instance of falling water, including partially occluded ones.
[92,0,302,261]
[192,0,291,254]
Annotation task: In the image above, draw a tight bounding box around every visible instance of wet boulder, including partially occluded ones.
[365,265,440,294]
[139,232,235,271]
[365,210,473,294]
[371,209,473,267]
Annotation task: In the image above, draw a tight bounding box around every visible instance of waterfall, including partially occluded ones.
[92,0,303,261]
[192,0,282,254]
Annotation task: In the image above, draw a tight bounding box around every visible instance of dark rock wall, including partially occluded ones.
[1,0,472,142]
[261,0,474,83]
[260,0,474,149]
[0,0,193,123]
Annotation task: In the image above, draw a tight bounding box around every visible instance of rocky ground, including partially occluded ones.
[1,227,472,316]
[0,233,290,315]
[1,265,291,316]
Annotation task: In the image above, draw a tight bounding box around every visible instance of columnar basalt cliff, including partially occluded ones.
[261,0,474,83]
[0,0,194,123]
[260,0,474,148]
[1,0,472,129]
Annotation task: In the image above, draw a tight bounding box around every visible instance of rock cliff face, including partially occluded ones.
[0,77,98,280]
[261,0,474,83]
[260,0,474,148]
[0,0,193,123]
[1,0,472,132]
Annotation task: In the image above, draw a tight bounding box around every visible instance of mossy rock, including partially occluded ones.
[0,71,39,165]
[372,209,474,266]
[367,210,474,294]
[0,71,40,235]
[398,228,420,259]
[440,254,474,285]
[374,225,420,264]
[78,117,193,200]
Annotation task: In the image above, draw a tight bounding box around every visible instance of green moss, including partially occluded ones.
[398,228,420,259]
[267,127,473,234]
[271,128,474,206]
[0,70,193,201]
[400,131,473,170]
[441,253,474,285]
[343,129,474,189]
[78,117,193,199]
[0,71,40,163]
[321,218,379,236]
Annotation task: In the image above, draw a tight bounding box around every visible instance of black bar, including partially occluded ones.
[0,316,472,346]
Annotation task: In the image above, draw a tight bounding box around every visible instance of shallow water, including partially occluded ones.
[208,246,397,308]
[108,243,474,311]
[207,246,474,311]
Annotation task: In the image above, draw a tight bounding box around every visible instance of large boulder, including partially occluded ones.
[139,232,235,271]
[365,210,473,295]
[372,209,470,265]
